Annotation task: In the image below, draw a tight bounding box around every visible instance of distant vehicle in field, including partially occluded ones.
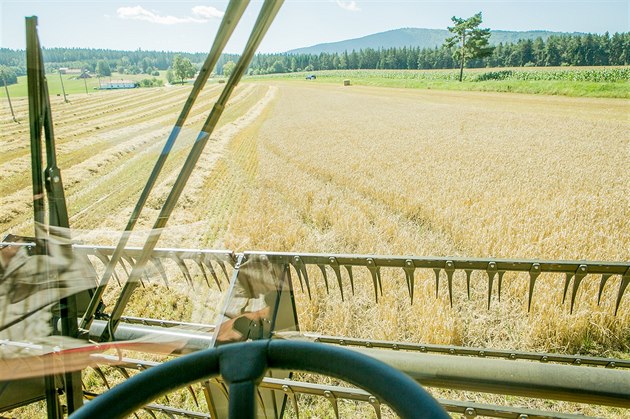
[306,74,316,80]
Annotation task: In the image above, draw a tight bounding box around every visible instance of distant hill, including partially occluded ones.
[287,28,583,54]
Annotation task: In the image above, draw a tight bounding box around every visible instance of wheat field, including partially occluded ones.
[1,80,628,417]
[207,81,629,347]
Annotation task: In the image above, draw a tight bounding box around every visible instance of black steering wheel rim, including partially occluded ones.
[70,339,448,419]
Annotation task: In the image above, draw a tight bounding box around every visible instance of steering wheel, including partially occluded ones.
[70,339,448,419]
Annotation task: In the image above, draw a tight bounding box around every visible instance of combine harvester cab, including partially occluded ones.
[1,2,629,418]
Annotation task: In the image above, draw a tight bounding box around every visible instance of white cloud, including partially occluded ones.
[192,6,224,19]
[336,1,360,12]
[116,5,223,25]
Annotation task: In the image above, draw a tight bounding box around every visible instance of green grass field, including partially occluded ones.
[0,71,176,99]
[3,67,628,100]
[248,67,630,98]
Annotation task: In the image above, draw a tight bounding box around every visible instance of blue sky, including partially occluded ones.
[1,1,628,53]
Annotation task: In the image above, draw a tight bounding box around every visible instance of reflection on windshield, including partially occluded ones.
[1,226,95,351]
[0,226,195,381]
[214,254,298,346]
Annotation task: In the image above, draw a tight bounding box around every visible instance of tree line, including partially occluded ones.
[0,32,628,85]
[246,32,629,75]
[0,48,211,82]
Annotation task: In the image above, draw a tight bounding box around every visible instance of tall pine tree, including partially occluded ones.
[443,12,494,81]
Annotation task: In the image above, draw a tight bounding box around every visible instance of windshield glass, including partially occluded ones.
[1,1,628,418]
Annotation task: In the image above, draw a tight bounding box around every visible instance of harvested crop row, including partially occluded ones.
[0,84,260,236]
[0,88,162,143]
[0,86,213,161]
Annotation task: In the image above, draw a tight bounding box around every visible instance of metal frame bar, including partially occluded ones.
[24,15,83,415]
[249,251,630,313]
[303,333,629,368]
[2,239,628,317]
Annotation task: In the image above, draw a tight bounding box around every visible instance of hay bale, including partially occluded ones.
[343,80,351,86]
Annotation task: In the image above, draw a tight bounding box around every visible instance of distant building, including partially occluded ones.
[59,67,82,74]
[98,80,138,89]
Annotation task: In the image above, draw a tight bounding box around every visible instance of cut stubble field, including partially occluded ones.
[2,81,629,416]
